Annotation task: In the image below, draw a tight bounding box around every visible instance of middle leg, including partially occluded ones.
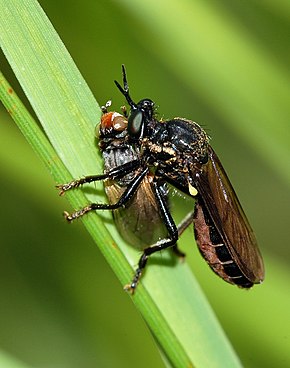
[125,178,179,292]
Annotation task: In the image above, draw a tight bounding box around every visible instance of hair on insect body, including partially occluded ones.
[57,65,264,293]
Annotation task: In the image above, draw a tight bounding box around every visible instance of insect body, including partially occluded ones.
[100,107,169,249]
[57,66,264,293]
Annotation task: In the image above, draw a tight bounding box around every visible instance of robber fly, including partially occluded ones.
[57,65,264,293]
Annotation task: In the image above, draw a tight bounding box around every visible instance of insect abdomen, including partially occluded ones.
[193,199,253,288]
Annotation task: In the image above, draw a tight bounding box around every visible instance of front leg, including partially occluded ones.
[56,174,107,195]
[63,167,149,221]
[56,159,140,195]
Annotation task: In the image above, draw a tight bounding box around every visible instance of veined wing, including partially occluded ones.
[194,146,264,283]
[105,174,168,250]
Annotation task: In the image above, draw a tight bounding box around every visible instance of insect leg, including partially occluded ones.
[171,244,185,258]
[125,179,179,293]
[64,167,149,221]
[172,210,195,258]
[177,210,195,237]
[56,159,140,195]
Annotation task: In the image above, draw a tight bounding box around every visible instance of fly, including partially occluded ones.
[57,65,264,293]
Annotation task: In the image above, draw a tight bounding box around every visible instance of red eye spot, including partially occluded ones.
[100,112,114,130]
[100,112,127,134]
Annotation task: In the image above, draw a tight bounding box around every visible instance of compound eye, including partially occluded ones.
[128,109,143,137]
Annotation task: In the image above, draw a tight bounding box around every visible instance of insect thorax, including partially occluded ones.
[143,118,209,180]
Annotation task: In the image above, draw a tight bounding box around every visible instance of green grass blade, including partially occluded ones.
[0,1,242,367]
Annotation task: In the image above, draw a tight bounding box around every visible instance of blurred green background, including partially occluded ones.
[1,0,290,367]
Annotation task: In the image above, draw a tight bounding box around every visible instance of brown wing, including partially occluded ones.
[194,146,264,283]
[104,176,168,250]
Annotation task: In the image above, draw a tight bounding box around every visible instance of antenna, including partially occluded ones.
[114,65,137,109]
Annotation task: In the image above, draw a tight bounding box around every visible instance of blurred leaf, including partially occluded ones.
[120,0,290,184]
